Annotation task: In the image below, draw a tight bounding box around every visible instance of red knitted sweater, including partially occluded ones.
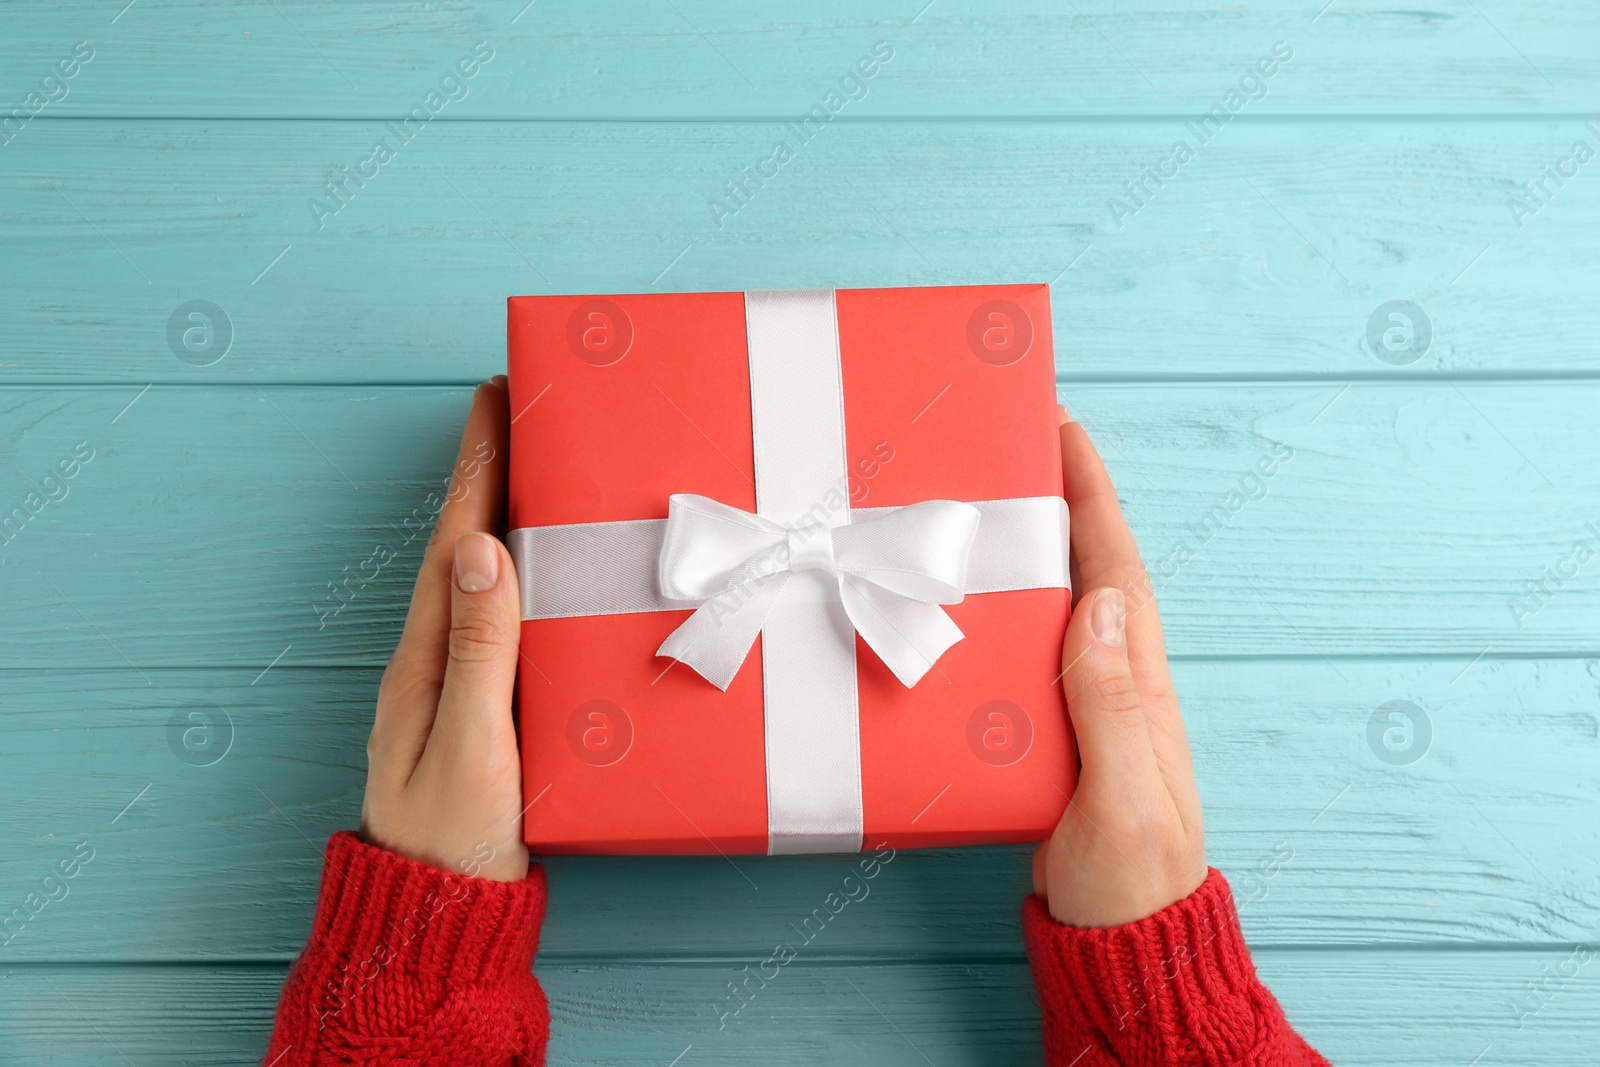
[267,834,1328,1065]
[1023,870,1331,1065]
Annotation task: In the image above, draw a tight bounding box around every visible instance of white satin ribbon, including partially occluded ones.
[654,493,981,690]
[508,289,1068,854]
[508,495,1069,621]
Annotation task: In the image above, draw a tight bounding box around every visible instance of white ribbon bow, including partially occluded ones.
[654,493,982,690]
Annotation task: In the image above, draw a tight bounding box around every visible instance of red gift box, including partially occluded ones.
[507,284,1075,855]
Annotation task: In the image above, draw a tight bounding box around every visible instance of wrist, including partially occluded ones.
[1035,820,1207,927]
[357,801,531,883]
[1043,855,1209,928]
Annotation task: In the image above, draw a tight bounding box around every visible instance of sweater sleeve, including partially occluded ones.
[1022,868,1330,1067]
[264,831,550,1066]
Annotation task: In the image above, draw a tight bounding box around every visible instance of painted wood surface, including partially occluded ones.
[3,1,1595,117]
[2,383,1597,662]
[0,658,1595,964]
[2,1,1598,1063]
[2,120,1597,381]
[3,952,1598,1066]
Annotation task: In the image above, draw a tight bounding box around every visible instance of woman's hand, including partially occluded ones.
[1032,406,1207,927]
[359,376,530,882]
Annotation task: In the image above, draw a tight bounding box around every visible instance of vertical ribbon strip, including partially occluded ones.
[743,289,864,853]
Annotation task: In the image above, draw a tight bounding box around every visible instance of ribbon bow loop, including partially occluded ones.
[655,493,980,691]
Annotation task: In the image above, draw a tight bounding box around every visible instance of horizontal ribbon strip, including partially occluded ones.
[508,495,1070,621]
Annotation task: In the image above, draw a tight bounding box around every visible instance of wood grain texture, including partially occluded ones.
[2,0,1593,118]
[2,120,1597,381]
[3,952,1597,1066]
[1,658,1594,962]
[4,1,1598,1059]
[2,383,1596,663]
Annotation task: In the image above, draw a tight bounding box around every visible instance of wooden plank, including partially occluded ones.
[2,382,1596,664]
[2,657,1593,961]
[2,120,1597,381]
[2,952,1596,1065]
[2,1,1593,119]
[543,951,1600,1067]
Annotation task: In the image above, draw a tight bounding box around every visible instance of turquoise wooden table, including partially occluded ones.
[4,2,1598,1062]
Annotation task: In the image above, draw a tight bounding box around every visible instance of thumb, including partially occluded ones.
[1060,587,1160,791]
[431,531,522,750]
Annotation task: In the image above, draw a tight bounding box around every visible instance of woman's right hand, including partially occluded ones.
[1032,406,1208,927]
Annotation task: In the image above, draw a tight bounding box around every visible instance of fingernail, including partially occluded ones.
[1091,588,1125,647]
[490,374,508,389]
[1058,403,1072,425]
[454,532,499,593]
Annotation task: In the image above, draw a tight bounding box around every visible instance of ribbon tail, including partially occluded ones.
[656,573,791,691]
[839,576,964,687]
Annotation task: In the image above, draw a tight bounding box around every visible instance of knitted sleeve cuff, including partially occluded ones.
[304,831,547,990]
[1023,868,1307,1065]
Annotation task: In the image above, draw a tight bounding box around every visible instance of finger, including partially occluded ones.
[1060,586,1164,799]
[372,380,510,763]
[1059,408,1154,624]
[1058,409,1184,742]
[424,531,524,768]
